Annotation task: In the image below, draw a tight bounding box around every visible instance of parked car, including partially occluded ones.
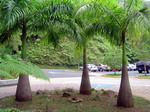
[96,64,111,71]
[127,64,136,71]
[79,64,98,72]
[110,66,121,71]
[136,61,150,73]
[96,64,105,71]
[103,65,111,72]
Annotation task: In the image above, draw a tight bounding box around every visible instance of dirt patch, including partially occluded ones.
[0,89,150,112]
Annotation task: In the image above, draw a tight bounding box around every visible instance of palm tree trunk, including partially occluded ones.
[15,22,32,102]
[80,47,91,95]
[117,31,134,107]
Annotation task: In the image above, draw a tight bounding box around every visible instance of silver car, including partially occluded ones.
[79,64,98,72]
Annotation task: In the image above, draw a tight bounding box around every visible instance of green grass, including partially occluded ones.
[136,75,150,79]
[101,74,121,78]
[0,108,32,112]
[36,64,78,70]
[0,89,150,112]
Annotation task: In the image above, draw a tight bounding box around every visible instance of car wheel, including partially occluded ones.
[99,69,102,72]
[138,70,142,73]
[147,69,150,73]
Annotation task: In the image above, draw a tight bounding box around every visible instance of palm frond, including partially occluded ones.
[0,22,20,43]
[86,22,121,45]
[0,55,49,80]
[46,26,61,48]
[0,0,31,29]
[126,7,150,42]
[75,3,94,16]
[0,70,12,78]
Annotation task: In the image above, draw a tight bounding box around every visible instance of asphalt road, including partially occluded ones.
[42,69,150,87]
[42,69,149,78]
[43,69,82,78]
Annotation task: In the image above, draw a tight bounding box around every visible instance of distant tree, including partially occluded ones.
[104,46,122,74]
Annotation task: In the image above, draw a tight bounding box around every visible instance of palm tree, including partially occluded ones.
[87,0,150,107]
[0,0,74,102]
[37,1,92,95]
[71,7,91,94]
[74,5,100,95]
[73,1,109,95]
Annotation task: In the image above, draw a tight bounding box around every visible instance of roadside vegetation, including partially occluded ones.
[136,75,150,79]
[101,74,121,78]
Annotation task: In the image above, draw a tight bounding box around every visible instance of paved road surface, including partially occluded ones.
[43,69,150,87]
[0,69,150,100]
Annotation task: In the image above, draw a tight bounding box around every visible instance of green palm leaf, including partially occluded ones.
[0,56,49,81]
[86,22,121,45]
[0,70,12,78]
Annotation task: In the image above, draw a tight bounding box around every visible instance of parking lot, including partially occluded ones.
[44,69,150,78]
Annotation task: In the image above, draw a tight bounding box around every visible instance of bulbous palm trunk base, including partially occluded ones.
[117,65,134,108]
[80,67,91,95]
[16,75,32,102]
[80,47,91,95]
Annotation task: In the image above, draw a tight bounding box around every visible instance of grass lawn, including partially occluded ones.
[136,75,150,79]
[37,64,78,70]
[101,74,121,78]
[0,89,150,112]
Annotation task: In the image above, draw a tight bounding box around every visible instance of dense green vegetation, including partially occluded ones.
[5,34,149,67]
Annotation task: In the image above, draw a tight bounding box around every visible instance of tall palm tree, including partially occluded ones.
[0,0,74,102]
[87,0,150,107]
[73,10,93,95]
[75,1,108,95]
[72,0,109,95]
[76,26,91,95]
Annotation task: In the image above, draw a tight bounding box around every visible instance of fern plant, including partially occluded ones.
[0,70,12,79]
[0,55,49,80]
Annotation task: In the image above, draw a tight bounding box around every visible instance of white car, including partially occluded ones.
[79,64,98,72]
[127,64,136,71]
[96,64,111,71]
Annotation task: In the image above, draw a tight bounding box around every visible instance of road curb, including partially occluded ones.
[0,79,18,87]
